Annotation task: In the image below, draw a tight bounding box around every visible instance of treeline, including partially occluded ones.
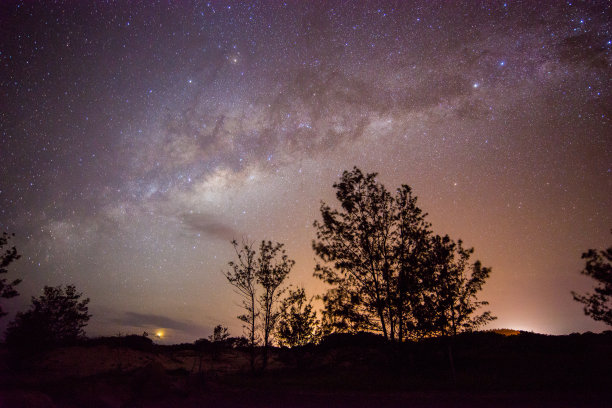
[222,167,496,372]
[1,167,610,373]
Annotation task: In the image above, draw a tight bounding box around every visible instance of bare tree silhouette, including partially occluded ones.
[256,240,293,369]
[224,239,259,372]
[225,239,293,371]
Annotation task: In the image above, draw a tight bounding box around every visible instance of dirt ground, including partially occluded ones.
[1,332,611,407]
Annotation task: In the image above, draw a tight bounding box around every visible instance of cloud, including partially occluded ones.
[179,212,238,241]
[113,311,208,336]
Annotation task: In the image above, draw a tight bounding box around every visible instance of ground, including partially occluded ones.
[1,331,611,407]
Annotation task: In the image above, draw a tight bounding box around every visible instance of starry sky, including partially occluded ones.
[1,1,610,343]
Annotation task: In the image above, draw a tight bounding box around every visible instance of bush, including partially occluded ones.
[6,285,90,357]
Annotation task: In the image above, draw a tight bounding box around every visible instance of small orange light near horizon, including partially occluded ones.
[155,330,164,338]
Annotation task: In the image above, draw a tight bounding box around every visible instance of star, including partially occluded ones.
[0,0,609,342]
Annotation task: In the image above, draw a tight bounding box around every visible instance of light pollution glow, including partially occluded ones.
[1,1,610,343]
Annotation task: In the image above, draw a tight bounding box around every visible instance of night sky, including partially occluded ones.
[1,1,610,343]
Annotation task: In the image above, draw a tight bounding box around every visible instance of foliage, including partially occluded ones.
[5,284,91,352]
[255,240,293,367]
[0,232,22,318]
[313,168,411,340]
[277,287,320,347]
[417,235,495,337]
[318,287,375,335]
[209,324,230,343]
[313,167,494,341]
[225,336,249,348]
[224,239,293,370]
[572,239,612,326]
[224,239,259,370]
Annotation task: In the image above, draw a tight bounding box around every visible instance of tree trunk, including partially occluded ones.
[376,300,388,340]
[250,295,256,373]
[262,320,269,370]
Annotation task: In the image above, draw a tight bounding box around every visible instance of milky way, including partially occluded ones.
[1,1,610,342]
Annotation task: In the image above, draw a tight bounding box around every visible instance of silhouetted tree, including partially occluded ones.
[419,236,496,381]
[193,337,210,374]
[572,238,612,326]
[207,325,230,372]
[313,167,494,341]
[225,239,294,370]
[224,239,258,372]
[393,183,435,340]
[422,236,496,337]
[256,240,293,369]
[315,168,391,339]
[0,232,21,318]
[209,324,230,343]
[5,284,91,354]
[277,287,320,347]
[313,168,430,341]
[318,286,375,335]
[225,336,248,348]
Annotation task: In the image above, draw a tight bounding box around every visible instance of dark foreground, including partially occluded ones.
[1,331,611,407]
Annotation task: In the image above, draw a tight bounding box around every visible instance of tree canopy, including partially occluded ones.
[276,287,320,348]
[0,232,22,318]
[224,239,293,369]
[572,237,612,326]
[6,284,91,352]
[313,167,495,341]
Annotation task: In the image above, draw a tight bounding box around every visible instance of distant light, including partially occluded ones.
[473,82,480,88]
[499,61,506,66]
[156,330,164,338]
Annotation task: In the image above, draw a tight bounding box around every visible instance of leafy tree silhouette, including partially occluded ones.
[572,236,612,326]
[417,235,496,381]
[6,284,91,358]
[276,287,320,348]
[209,324,230,343]
[318,286,374,335]
[313,168,408,340]
[0,232,21,318]
[313,167,494,341]
[417,235,496,338]
[207,324,230,374]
